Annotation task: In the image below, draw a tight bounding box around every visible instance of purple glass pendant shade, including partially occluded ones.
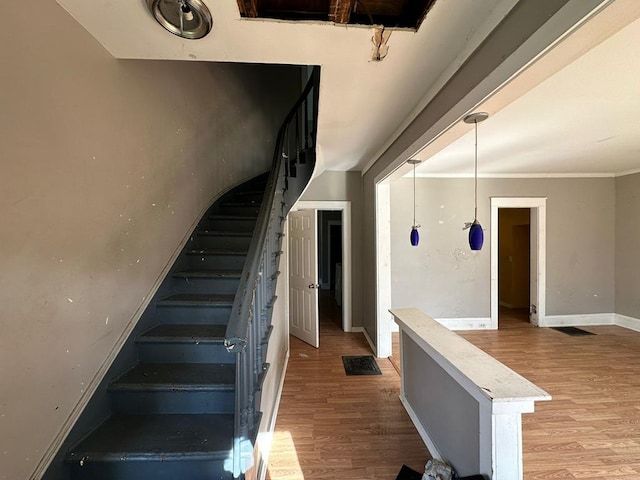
[468,220,484,250]
[410,226,420,246]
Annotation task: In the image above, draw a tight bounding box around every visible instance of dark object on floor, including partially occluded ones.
[552,326,595,336]
[459,475,487,480]
[342,355,382,375]
[395,464,422,480]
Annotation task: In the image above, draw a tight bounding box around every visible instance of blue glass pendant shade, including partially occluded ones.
[410,227,420,246]
[469,221,484,250]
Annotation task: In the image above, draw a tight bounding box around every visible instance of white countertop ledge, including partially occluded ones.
[391,307,551,410]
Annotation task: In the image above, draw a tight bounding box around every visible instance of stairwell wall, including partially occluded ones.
[0,2,302,479]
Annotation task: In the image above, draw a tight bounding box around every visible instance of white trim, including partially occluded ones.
[491,197,547,329]
[292,201,352,333]
[435,317,493,330]
[615,314,640,332]
[543,313,614,327]
[399,394,444,461]
[257,351,290,480]
[375,182,393,358]
[413,172,616,179]
[362,327,378,356]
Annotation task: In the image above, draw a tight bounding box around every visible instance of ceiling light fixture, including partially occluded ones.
[407,159,422,246]
[146,0,212,40]
[463,112,488,251]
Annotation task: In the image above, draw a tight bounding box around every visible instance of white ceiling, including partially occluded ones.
[56,0,518,172]
[411,1,640,178]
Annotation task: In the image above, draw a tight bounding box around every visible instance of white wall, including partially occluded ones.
[0,2,301,479]
[390,177,615,319]
[615,172,640,319]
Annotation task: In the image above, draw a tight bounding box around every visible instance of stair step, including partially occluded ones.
[206,215,257,233]
[139,325,227,343]
[137,325,234,365]
[110,363,235,391]
[171,270,242,294]
[66,413,233,462]
[158,294,235,307]
[187,250,247,270]
[194,232,253,250]
[156,294,234,324]
[173,270,242,280]
[109,364,235,414]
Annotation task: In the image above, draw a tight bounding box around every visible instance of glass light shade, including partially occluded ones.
[469,221,484,250]
[410,227,419,246]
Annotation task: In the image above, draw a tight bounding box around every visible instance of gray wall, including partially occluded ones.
[390,177,616,318]
[300,171,363,327]
[0,2,301,478]
[616,172,640,318]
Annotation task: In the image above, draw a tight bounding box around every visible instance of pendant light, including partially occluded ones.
[463,112,488,251]
[407,159,422,246]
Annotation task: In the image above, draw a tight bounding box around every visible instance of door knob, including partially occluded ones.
[308,283,320,289]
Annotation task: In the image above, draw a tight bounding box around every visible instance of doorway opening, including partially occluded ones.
[490,197,546,329]
[318,211,343,332]
[498,208,531,329]
[288,201,352,349]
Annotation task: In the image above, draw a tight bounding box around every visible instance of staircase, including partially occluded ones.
[64,176,266,480]
[46,66,320,480]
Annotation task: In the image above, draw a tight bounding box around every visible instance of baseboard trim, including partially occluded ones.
[543,313,614,327]
[361,327,377,355]
[399,394,443,461]
[614,314,640,332]
[257,349,290,480]
[350,326,365,333]
[435,317,493,330]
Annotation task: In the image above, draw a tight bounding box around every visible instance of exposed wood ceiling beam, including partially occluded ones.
[329,0,355,24]
[237,0,258,18]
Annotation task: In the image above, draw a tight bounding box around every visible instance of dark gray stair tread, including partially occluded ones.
[198,231,252,237]
[139,325,226,343]
[208,214,257,220]
[187,249,247,256]
[66,414,233,461]
[173,270,242,279]
[158,294,234,306]
[111,363,234,391]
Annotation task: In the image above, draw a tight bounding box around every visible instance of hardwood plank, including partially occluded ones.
[266,292,430,479]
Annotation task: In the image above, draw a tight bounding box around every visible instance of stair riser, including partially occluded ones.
[195,235,252,250]
[70,460,231,480]
[216,205,260,217]
[206,218,256,233]
[137,343,235,364]
[110,390,234,415]
[187,254,246,270]
[172,276,240,295]
[156,306,232,325]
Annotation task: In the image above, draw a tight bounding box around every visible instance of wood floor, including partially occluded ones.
[459,310,640,480]
[268,301,640,479]
[266,292,430,479]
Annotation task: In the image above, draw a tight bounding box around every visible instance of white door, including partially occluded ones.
[289,210,319,348]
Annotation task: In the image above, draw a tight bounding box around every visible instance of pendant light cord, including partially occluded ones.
[474,120,478,221]
[413,161,416,227]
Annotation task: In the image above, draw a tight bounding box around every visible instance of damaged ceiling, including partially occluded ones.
[236,0,438,30]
